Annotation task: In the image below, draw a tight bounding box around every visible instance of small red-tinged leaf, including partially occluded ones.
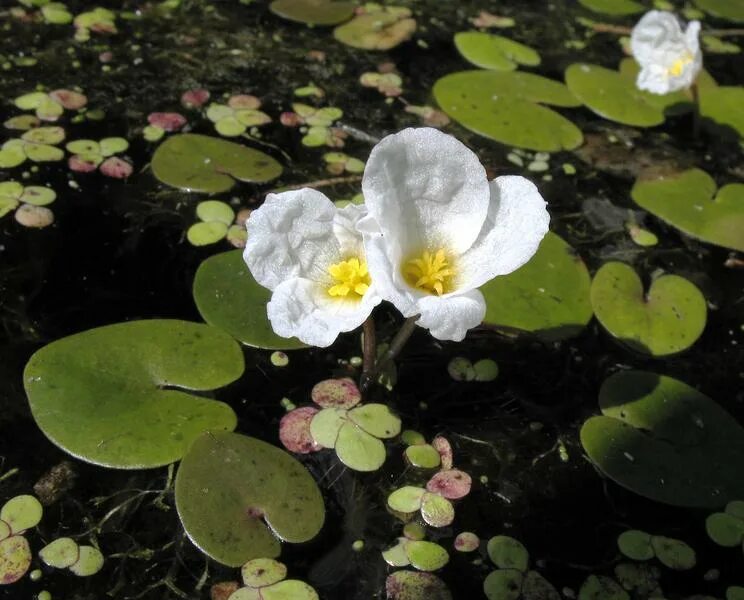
[431,436,453,470]
[228,95,261,110]
[454,531,480,552]
[426,469,472,500]
[100,157,133,179]
[0,535,32,585]
[311,378,361,409]
[181,88,210,109]
[68,155,99,173]
[210,581,240,600]
[148,112,187,132]
[279,407,321,454]
[49,89,87,110]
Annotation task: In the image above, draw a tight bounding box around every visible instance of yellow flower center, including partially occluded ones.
[668,53,693,77]
[327,257,370,299]
[402,249,454,296]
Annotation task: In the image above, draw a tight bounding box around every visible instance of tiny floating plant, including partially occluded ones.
[0,495,43,585]
[206,95,271,138]
[14,89,87,121]
[66,137,132,178]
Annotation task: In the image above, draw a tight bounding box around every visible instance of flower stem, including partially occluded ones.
[361,315,377,382]
[360,316,418,392]
[691,81,700,138]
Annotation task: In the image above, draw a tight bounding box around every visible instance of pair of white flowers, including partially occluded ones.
[243,128,550,348]
[631,10,702,95]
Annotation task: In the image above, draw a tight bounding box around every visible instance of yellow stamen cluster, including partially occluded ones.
[403,249,454,296]
[327,257,370,299]
[668,54,693,77]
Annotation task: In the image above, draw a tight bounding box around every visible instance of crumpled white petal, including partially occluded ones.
[457,176,550,290]
[243,188,381,347]
[243,188,338,291]
[267,277,380,348]
[362,127,490,255]
[415,290,486,343]
[630,10,702,94]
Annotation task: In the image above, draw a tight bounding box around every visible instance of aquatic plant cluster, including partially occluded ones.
[1,0,743,598]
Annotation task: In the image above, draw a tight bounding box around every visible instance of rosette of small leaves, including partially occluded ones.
[0,126,66,168]
[387,469,472,527]
[187,200,247,247]
[206,95,271,137]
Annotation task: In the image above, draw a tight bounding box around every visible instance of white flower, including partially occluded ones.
[243,189,382,347]
[357,127,550,342]
[630,10,702,95]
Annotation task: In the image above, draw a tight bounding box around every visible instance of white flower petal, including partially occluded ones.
[362,127,490,255]
[333,202,368,257]
[415,290,486,342]
[267,277,381,347]
[457,176,550,291]
[243,188,339,291]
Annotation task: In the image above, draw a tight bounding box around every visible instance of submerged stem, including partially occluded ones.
[691,81,700,138]
[361,315,377,383]
[360,316,418,392]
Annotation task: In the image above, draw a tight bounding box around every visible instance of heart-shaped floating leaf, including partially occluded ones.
[24,320,243,468]
[433,70,582,152]
[590,262,706,356]
[483,569,523,600]
[241,558,287,587]
[565,63,671,127]
[581,370,744,507]
[699,86,744,138]
[175,431,325,567]
[481,232,593,341]
[454,32,540,71]
[269,0,355,25]
[487,536,529,572]
[694,0,744,22]
[151,134,282,193]
[631,168,744,252]
[193,250,305,350]
[579,575,629,600]
[617,530,654,561]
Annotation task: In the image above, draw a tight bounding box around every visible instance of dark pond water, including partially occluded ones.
[1,0,743,598]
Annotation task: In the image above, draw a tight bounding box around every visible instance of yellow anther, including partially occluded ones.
[402,249,454,296]
[668,54,693,77]
[327,257,370,299]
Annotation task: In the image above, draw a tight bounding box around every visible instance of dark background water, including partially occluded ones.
[1,0,743,598]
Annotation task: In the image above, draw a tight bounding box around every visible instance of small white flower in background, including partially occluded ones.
[243,189,381,347]
[358,127,550,342]
[630,10,702,95]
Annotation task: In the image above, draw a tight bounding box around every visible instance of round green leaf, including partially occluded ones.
[187,221,229,246]
[454,32,540,71]
[405,445,441,469]
[215,116,247,137]
[0,535,32,584]
[481,232,592,341]
[434,71,582,152]
[39,537,80,568]
[0,181,24,199]
[473,359,499,382]
[24,320,243,468]
[728,586,744,600]
[66,139,100,155]
[728,500,744,519]
[487,536,529,572]
[68,545,104,576]
[193,250,305,349]
[579,575,630,600]
[175,431,325,566]
[335,421,386,471]
[333,10,416,51]
[383,538,411,567]
[0,197,19,218]
[241,558,287,588]
[196,200,235,225]
[420,493,454,528]
[650,536,696,570]
[565,63,666,127]
[261,580,319,600]
[15,92,48,110]
[617,530,654,561]
[578,0,644,15]
[388,486,426,513]
[484,569,523,600]
[22,126,65,145]
[521,570,560,600]
[0,496,42,534]
[590,262,706,356]
[348,403,401,439]
[0,142,27,168]
[99,137,129,157]
[631,168,744,252]
[270,0,354,25]
[24,142,64,162]
[143,125,165,142]
[706,512,744,546]
[405,540,449,572]
[20,186,56,206]
[694,0,744,22]
[581,370,744,507]
[385,570,452,600]
[309,407,346,448]
[152,134,282,194]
